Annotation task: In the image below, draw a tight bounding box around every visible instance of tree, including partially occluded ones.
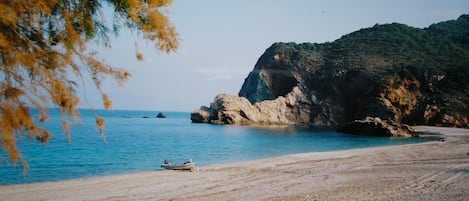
[0,0,179,169]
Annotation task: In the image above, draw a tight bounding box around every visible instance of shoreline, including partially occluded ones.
[1,126,468,200]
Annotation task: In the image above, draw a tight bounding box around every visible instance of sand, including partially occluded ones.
[0,126,468,201]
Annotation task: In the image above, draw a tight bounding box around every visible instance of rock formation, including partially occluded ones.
[191,15,469,136]
[191,86,312,125]
[337,117,418,137]
[156,112,167,118]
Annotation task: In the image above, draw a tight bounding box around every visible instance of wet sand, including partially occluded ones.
[1,126,468,201]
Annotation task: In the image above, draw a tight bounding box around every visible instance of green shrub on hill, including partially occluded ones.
[270,14,468,126]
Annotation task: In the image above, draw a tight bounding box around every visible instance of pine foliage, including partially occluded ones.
[0,0,179,168]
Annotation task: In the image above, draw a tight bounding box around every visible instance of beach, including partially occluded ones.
[0,126,468,201]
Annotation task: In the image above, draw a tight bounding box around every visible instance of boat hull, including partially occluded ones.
[161,163,195,171]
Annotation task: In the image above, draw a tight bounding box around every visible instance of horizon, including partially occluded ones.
[80,0,469,112]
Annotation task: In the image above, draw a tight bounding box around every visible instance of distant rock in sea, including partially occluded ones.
[156,112,167,118]
[191,14,469,134]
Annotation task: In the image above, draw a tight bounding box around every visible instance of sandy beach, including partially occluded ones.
[0,126,468,201]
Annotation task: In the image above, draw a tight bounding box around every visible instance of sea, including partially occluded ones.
[0,109,430,185]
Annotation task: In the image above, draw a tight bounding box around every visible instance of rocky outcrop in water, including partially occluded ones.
[191,86,312,125]
[191,15,469,134]
[156,112,167,118]
[337,117,418,137]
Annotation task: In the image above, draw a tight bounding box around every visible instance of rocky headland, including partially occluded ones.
[191,15,469,136]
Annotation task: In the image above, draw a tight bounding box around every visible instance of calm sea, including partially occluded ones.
[0,109,429,185]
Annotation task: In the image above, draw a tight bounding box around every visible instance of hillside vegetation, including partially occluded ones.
[239,14,469,127]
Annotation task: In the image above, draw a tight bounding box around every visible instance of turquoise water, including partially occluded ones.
[0,109,429,185]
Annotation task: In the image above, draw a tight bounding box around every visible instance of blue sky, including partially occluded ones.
[83,0,469,112]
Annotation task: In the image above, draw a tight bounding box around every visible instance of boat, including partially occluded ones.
[160,159,196,171]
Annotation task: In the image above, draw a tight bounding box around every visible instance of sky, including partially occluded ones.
[83,0,469,112]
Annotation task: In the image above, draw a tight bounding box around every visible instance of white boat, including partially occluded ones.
[161,159,196,171]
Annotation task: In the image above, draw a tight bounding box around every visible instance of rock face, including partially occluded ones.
[191,15,469,131]
[191,86,312,125]
[337,117,418,137]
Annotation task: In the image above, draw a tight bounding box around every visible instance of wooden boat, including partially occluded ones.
[161,159,195,171]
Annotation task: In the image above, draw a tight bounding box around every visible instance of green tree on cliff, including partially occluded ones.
[0,0,179,168]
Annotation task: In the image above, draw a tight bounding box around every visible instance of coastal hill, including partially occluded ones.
[191,15,469,132]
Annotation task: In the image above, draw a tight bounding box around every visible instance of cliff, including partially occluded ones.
[191,15,469,132]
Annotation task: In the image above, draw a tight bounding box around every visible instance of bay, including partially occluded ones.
[0,109,429,185]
